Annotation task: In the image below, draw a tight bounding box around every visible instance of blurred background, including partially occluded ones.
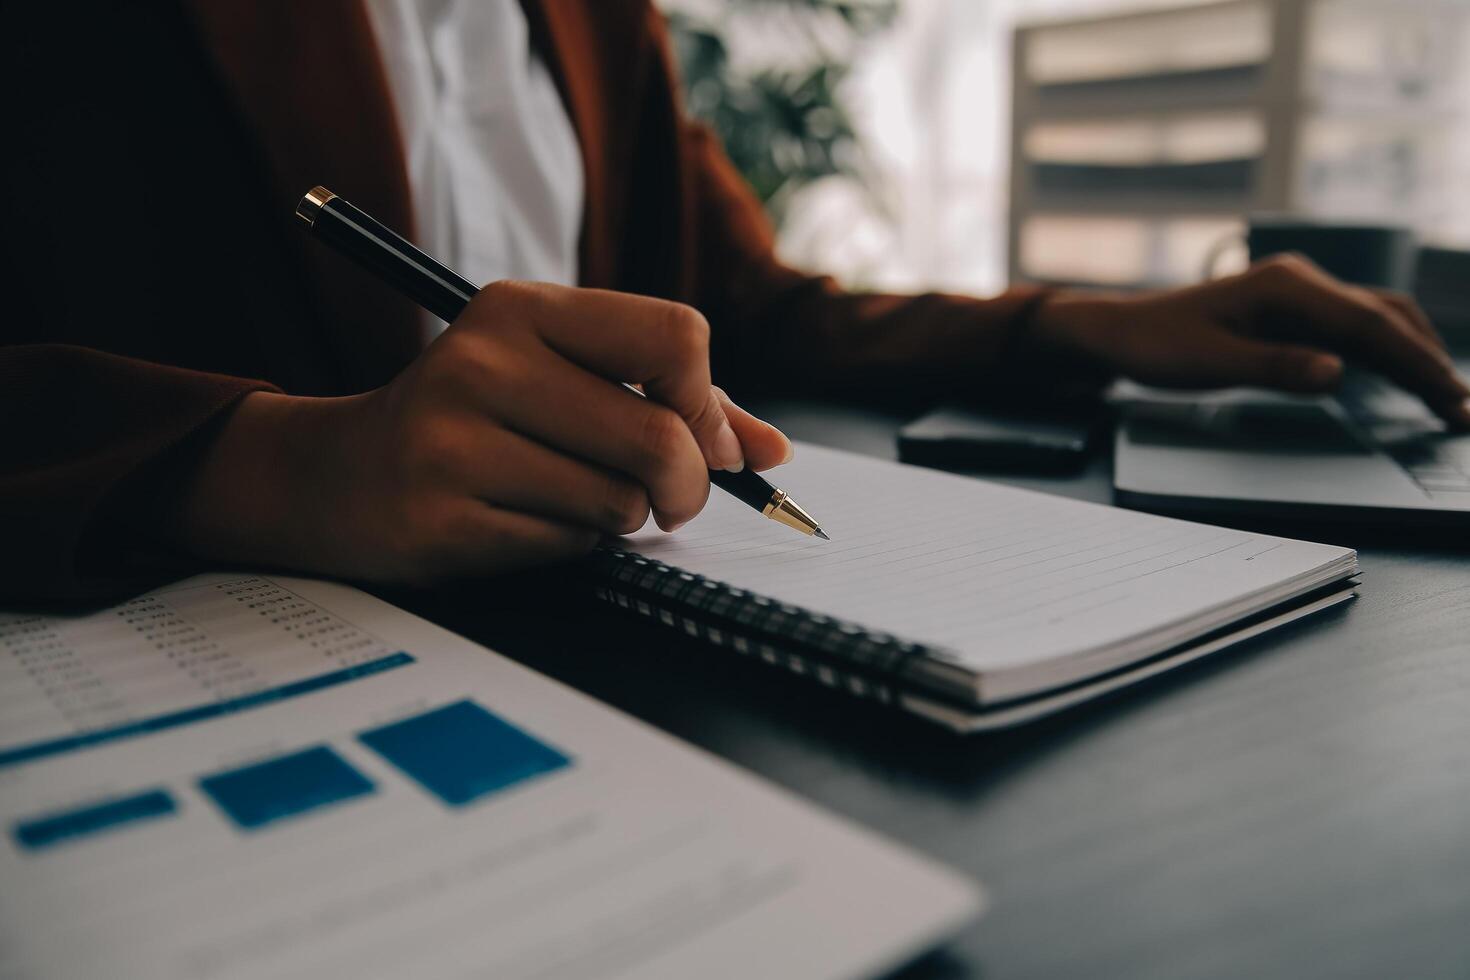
[660,0,1470,296]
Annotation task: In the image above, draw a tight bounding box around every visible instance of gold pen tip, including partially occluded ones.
[763,491,824,537]
[813,529,830,541]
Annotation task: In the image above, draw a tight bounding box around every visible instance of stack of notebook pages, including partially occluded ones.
[589,443,1358,732]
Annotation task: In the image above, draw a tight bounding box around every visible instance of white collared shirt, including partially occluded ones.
[366,0,584,331]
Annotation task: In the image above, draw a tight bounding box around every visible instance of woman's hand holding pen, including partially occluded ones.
[1030,253,1470,427]
[174,281,792,585]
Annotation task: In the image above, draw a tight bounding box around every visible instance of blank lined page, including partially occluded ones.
[621,443,1351,673]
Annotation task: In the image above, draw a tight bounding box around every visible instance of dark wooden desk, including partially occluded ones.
[395,401,1470,980]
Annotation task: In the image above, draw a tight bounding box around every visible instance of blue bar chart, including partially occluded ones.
[9,699,571,851]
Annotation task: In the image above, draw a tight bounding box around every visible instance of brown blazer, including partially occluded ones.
[0,0,1055,601]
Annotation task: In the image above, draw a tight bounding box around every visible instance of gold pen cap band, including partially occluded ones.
[295,186,337,227]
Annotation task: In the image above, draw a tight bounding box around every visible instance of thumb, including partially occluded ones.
[1183,333,1344,394]
[682,386,746,472]
[714,387,793,472]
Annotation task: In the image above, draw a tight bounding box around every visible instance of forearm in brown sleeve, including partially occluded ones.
[0,344,278,602]
[678,120,1108,406]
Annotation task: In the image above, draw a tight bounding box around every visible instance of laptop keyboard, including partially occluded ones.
[1339,374,1470,495]
[1380,439,1470,494]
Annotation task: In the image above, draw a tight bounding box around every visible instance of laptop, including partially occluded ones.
[1114,247,1470,532]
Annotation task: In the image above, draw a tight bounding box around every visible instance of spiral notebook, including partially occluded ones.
[589,443,1359,732]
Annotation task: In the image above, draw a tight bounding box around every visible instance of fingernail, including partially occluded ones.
[1306,355,1343,387]
[714,420,744,472]
[779,435,795,465]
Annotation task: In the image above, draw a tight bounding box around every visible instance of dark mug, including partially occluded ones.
[1248,217,1417,289]
[1205,217,1417,290]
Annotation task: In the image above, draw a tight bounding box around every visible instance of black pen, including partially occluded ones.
[294,186,828,540]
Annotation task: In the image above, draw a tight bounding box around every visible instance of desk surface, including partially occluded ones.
[395,401,1470,980]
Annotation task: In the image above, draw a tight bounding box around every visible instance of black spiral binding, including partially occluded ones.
[584,546,942,707]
